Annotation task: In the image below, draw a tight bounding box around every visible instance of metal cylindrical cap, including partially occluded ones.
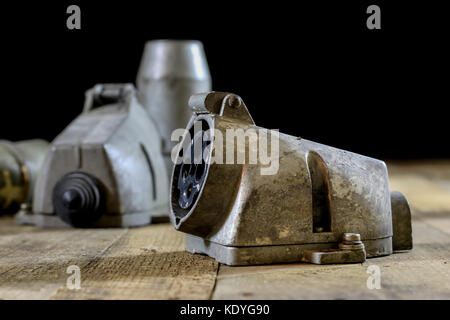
[137,39,211,81]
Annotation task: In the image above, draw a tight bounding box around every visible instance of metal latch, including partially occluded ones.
[302,233,366,264]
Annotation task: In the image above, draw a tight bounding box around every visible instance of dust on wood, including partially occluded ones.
[0,221,218,299]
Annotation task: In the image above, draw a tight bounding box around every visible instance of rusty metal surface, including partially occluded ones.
[22,84,169,228]
[302,233,366,264]
[302,249,366,265]
[0,140,49,214]
[170,91,412,265]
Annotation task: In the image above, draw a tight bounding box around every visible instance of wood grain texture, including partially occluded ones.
[388,160,450,213]
[52,225,218,300]
[0,217,126,299]
[0,220,218,300]
[0,161,449,299]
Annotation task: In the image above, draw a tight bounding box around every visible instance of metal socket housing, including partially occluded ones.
[27,84,169,228]
[170,91,413,265]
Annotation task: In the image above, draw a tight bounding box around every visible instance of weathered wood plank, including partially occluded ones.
[0,216,36,236]
[388,160,450,213]
[0,217,127,299]
[0,221,219,300]
[52,225,219,300]
[388,160,450,235]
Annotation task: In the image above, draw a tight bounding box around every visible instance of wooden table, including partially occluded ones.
[0,161,449,299]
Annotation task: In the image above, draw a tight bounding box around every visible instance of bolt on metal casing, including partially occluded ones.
[136,39,212,174]
[169,91,413,266]
[303,233,367,265]
[20,84,169,228]
[0,139,49,214]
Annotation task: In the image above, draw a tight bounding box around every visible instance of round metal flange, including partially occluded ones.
[171,118,212,224]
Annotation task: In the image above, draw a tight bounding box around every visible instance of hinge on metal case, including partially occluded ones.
[83,83,135,112]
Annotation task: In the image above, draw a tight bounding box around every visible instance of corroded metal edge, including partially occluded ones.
[185,234,392,266]
[302,249,366,264]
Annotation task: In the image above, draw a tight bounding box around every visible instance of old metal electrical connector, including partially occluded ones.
[21,84,169,228]
[169,91,413,266]
[0,140,49,214]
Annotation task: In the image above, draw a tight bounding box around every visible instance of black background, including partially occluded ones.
[0,299,441,318]
[1,1,448,159]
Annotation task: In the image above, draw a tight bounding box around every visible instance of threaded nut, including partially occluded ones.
[343,233,361,242]
[340,233,365,251]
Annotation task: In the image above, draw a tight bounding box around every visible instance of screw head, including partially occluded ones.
[227,95,241,108]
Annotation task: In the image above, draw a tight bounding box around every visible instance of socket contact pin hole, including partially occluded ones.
[172,119,211,217]
[195,163,206,181]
